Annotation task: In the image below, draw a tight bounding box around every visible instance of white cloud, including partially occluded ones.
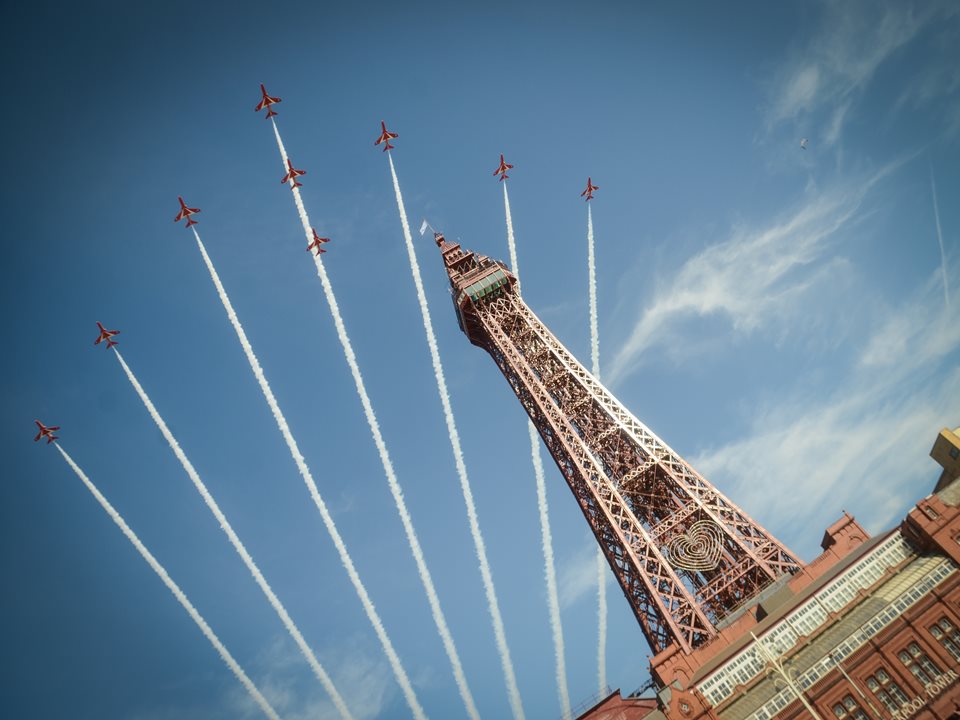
[224,635,395,720]
[694,374,958,551]
[558,543,609,610]
[606,163,899,386]
[894,60,960,114]
[691,262,960,558]
[823,100,851,147]
[859,258,958,375]
[778,66,820,119]
[765,0,954,143]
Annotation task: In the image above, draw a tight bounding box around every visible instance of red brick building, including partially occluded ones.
[578,427,960,720]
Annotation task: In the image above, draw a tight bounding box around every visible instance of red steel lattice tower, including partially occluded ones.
[435,234,803,655]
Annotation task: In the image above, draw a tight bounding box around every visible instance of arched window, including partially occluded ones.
[897,641,942,685]
[928,617,960,661]
[865,668,909,713]
[832,695,869,719]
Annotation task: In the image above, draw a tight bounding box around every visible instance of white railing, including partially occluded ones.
[697,532,913,706]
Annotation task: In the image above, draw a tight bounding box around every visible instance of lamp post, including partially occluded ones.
[751,632,824,720]
[830,653,885,720]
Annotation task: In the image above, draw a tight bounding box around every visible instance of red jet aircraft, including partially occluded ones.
[374,121,398,152]
[34,420,60,444]
[281,159,306,188]
[255,84,281,119]
[94,321,120,349]
[174,196,200,227]
[581,177,599,201]
[493,154,513,181]
[307,228,330,256]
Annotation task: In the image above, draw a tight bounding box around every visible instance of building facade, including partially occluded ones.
[579,428,960,720]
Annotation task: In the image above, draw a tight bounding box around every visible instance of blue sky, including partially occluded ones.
[2,1,958,718]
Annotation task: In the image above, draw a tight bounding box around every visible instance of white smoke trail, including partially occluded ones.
[587,203,607,694]
[190,227,424,719]
[595,549,607,694]
[930,166,950,310]
[388,154,513,720]
[269,118,461,720]
[587,205,600,380]
[54,443,283,720]
[528,422,571,719]
[110,348,353,720]
[502,182,570,718]
[503,182,520,285]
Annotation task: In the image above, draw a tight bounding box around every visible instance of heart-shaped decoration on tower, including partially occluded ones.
[667,520,723,571]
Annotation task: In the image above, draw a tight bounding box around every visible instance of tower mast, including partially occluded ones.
[434,234,802,654]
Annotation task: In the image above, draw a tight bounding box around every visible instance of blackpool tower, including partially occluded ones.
[433,233,803,657]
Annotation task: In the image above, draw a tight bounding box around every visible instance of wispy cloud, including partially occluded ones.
[765,0,953,143]
[895,63,960,114]
[606,164,898,385]
[130,637,395,720]
[229,636,395,720]
[692,261,960,557]
[929,166,951,310]
[558,543,610,610]
[858,261,959,376]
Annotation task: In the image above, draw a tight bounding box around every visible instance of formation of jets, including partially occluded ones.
[94,322,120,349]
[34,420,59,444]
[307,228,330,256]
[255,84,281,119]
[581,177,599,201]
[281,159,306,188]
[493,154,513,182]
[35,87,619,451]
[174,196,200,228]
[32,86,812,452]
[375,121,398,152]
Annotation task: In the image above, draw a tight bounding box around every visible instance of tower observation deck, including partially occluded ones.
[434,233,803,655]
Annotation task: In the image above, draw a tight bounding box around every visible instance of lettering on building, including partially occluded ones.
[889,669,959,720]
